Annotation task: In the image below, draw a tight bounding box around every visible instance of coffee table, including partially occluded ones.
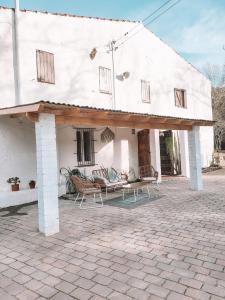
[122,181,152,202]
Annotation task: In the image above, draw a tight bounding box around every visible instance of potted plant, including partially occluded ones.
[7,177,20,192]
[29,180,36,189]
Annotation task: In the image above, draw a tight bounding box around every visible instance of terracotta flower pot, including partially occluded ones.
[11,184,19,192]
[29,181,36,189]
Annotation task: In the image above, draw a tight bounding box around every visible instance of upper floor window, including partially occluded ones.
[99,66,112,94]
[76,128,95,167]
[174,88,187,108]
[141,80,151,103]
[36,50,55,84]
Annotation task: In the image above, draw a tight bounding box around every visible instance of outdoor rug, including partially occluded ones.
[103,193,164,209]
[0,201,37,217]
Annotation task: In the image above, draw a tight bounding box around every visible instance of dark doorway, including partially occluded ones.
[160,130,173,175]
[138,129,151,175]
[160,130,182,176]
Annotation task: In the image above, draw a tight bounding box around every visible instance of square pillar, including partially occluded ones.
[35,113,59,236]
[150,129,161,182]
[188,126,203,191]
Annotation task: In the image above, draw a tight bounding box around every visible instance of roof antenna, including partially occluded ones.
[14,0,21,105]
[15,0,20,11]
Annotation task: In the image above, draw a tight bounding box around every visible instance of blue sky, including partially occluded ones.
[1,0,225,70]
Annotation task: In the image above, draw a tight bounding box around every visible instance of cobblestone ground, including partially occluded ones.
[0,169,225,300]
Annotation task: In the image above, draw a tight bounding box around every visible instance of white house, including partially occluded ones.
[0,5,214,235]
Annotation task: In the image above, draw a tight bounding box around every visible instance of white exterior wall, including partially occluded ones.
[57,126,139,183]
[0,7,212,120]
[0,118,138,195]
[0,7,214,204]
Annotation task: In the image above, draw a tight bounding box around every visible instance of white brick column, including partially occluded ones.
[188,126,203,191]
[150,129,161,182]
[35,113,59,236]
[179,130,190,178]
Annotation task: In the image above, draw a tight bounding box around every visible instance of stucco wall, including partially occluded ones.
[0,117,36,192]
[0,119,139,192]
[57,126,139,183]
[0,7,212,122]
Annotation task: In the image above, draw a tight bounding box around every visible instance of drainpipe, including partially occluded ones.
[110,40,116,110]
[13,0,21,105]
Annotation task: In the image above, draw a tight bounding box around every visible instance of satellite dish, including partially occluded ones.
[123,72,130,79]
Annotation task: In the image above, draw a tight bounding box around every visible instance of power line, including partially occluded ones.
[116,0,182,49]
[115,0,174,44]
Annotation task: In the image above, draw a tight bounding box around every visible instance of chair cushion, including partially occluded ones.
[82,188,101,194]
[108,168,120,183]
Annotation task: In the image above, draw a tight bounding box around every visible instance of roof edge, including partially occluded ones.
[0,101,215,125]
[0,5,139,24]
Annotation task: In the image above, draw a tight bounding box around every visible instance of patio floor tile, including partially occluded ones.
[0,170,225,299]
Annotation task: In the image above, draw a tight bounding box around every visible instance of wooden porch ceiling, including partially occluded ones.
[0,101,215,131]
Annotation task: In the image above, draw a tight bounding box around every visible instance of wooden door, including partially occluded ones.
[138,129,151,171]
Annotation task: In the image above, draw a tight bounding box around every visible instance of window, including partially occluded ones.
[99,66,112,94]
[174,89,187,108]
[141,80,151,103]
[76,128,95,166]
[36,50,55,84]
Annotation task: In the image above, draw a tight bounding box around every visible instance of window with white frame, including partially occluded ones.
[76,128,95,166]
[99,66,112,94]
[141,80,151,103]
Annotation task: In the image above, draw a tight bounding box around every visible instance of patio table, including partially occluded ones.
[122,181,153,202]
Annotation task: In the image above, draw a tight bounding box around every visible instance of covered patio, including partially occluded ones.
[0,170,225,300]
[0,101,214,236]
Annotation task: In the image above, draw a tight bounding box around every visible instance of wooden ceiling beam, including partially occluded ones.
[55,115,193,131]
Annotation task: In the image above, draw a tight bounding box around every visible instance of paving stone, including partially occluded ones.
[108,291,132,300]
[24,279,44,291]
[17,289,39,300]
[127,287,150,300]
[70,287,93,300]
[90,283,113,297]
[167,292,192,300]
[202,283,225,297]
[37,285,58,298]
[93,274,112,286]
[75,277,95,290]
[109,280,130,293]
[163,280,186,294]
[127,277,148,290]
[180,277,203,289]
[51,292,74,300]
[55,281,76,294]
[146,283,170,298]
[185,287,210,300]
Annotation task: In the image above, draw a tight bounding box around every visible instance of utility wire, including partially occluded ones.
[115,0,174,44]
[116,0,182,49]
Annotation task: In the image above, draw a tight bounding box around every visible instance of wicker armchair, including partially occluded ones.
[139,165,159,183]
[71,176,103,209]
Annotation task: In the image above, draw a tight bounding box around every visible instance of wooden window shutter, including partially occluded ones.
[36,50,55,84]
[141,80,150,103]
[175,89,186,108]
[99,67,112,94]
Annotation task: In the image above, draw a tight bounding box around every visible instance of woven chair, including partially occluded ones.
[71,176,103,209]
[139,165,159,183]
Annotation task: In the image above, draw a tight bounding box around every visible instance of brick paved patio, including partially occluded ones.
[0,169,225,300]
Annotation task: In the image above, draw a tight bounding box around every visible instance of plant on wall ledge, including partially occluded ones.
[29,180,36,189]
[7,177,20,192]
[165,132,181,175]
